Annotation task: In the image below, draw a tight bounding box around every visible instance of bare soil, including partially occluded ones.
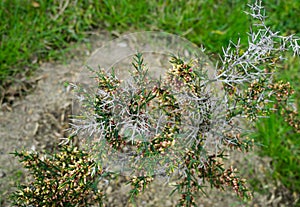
[0,31,298,207]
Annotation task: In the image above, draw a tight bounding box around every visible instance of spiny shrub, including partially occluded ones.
[11,1,299,206]
[10,146,106,207]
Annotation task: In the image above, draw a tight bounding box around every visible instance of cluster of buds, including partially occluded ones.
[105,127,126,150]
[130,175,154,195]
[283,108,300,133]
[219,166,251,199]
[268,80,294,103]
[152,86,180,119]
[136,124,177,157]
[11,146,104,206]
[184,149,199,170]
[178,147,251,202]
[151,137,175,153]
[95,69,121,92]
[195,154,251,199]
[167,56,197,93]
[176,149,222,206]
[245,79,266,101]
[233,78,270,121]
[267,80,298,133]
[150,125,177,154]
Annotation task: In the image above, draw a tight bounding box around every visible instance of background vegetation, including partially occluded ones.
[1,0,299,201]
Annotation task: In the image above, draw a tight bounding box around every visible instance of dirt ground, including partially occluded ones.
[0,31,298,207]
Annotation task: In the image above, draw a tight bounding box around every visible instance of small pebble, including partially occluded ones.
[106,186,113,194]
[165,200,172,206]
[0,170,6,178]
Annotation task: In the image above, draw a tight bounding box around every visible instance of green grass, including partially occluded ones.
[2,0,299,86]
[0,0,102,85]
[1,0,249,85]
[98,0,251,51]
[1,0,300,200]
